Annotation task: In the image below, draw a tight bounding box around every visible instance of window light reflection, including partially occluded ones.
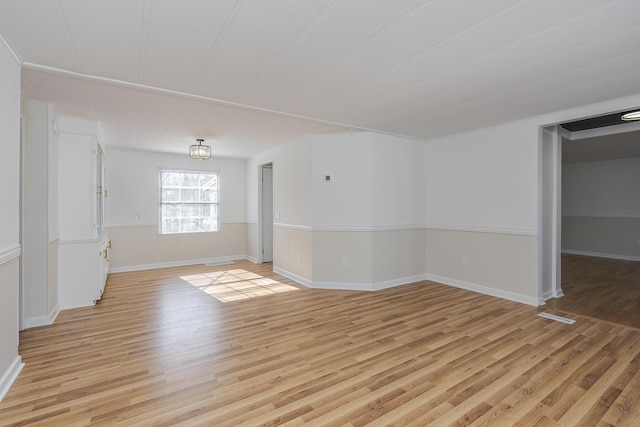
[180,269,298,302]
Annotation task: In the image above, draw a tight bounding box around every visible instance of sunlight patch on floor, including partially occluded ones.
[180,269,298,302]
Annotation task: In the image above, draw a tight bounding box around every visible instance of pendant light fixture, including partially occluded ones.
[189,139,211,160]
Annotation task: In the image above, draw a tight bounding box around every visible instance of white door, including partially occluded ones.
[261,166,273,262]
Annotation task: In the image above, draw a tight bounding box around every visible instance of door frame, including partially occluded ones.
[257,160,274,264]
[19,115,26,330]
[538,125,564,304]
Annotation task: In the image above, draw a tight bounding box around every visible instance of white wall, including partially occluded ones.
[563,157,640,217]
[424,118,540,305]
[0,38,23,401]
[248,131,428,289]
[425,118,538,233]
[372,133,426,227]
[106,148,248,271]
[22,101,60,327]
[246,136,313,279]
[562,157,640,260]
[312,132,373,228]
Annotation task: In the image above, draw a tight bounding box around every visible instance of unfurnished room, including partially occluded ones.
[1,1,640,425]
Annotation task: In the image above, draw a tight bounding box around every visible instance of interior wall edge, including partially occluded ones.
[0,355,23,403]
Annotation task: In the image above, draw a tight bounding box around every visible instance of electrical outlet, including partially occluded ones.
[463,256,470,266]
[180,243,185,250]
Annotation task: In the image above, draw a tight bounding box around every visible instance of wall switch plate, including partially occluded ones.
[463,256,470,266]
[342,257,349,266]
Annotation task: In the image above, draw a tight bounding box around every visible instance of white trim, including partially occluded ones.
[371,274,429,291]
[273,223,312,231]
[312,224,427,232]
[541,288,564,302]
[426,274,540,307]
[0,245,21,265]
[273,223,535,235]
[0,29,22,64]
[109,255,250,273]
[0,356,24,403]
[426,224,537,236]
[561,214,640,219]
[245,255,258,264]
[308,281,372,291]
[58,238,101,245]
[25,303,60,329]
[273,269,428,292]
[106,221,247,229]
[561,249,640,263]
[106,222,157,228]
[273,267,312,288]
[48,231,60,242]
[569,121,640,141]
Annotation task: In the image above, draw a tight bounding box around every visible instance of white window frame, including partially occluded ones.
[159,169,220,235]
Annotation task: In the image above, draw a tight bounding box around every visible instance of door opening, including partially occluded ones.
[259,163,273,263]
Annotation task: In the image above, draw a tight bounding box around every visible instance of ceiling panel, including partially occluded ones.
[305,0,625,122]
[193,0,334,101]
[240,0,427,106]
[59,0,145,81]
[2,0,640,158]
[0,0,77,69]
[284,0,524,116]
[142,0,238,92]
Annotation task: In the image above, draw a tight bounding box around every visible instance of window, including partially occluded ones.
[160,170,219,234]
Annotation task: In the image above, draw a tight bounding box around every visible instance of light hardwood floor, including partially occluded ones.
[546,254,640,330]
[2,260,640,426]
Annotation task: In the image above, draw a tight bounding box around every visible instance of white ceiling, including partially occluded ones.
[2,0,640,158]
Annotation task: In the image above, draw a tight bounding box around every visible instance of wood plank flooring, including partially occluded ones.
[2,260,640,426]
[546,254,640,329]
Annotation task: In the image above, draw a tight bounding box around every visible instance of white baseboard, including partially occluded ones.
[25,302,60,329]
[273,268,428,292]
[108,255,251,273]
[541,289,564,303]
[0,356,24,402]
[426,274,540,307]
[273,267,312,288]
[561,249,640,262]
[371,274,429,291]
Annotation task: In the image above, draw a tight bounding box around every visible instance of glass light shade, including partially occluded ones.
[189,140,211,160]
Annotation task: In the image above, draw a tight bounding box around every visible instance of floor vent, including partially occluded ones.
[538,312,576,324]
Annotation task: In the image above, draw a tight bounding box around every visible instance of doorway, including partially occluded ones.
[541,111,640,328]
[259,162,273,263]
